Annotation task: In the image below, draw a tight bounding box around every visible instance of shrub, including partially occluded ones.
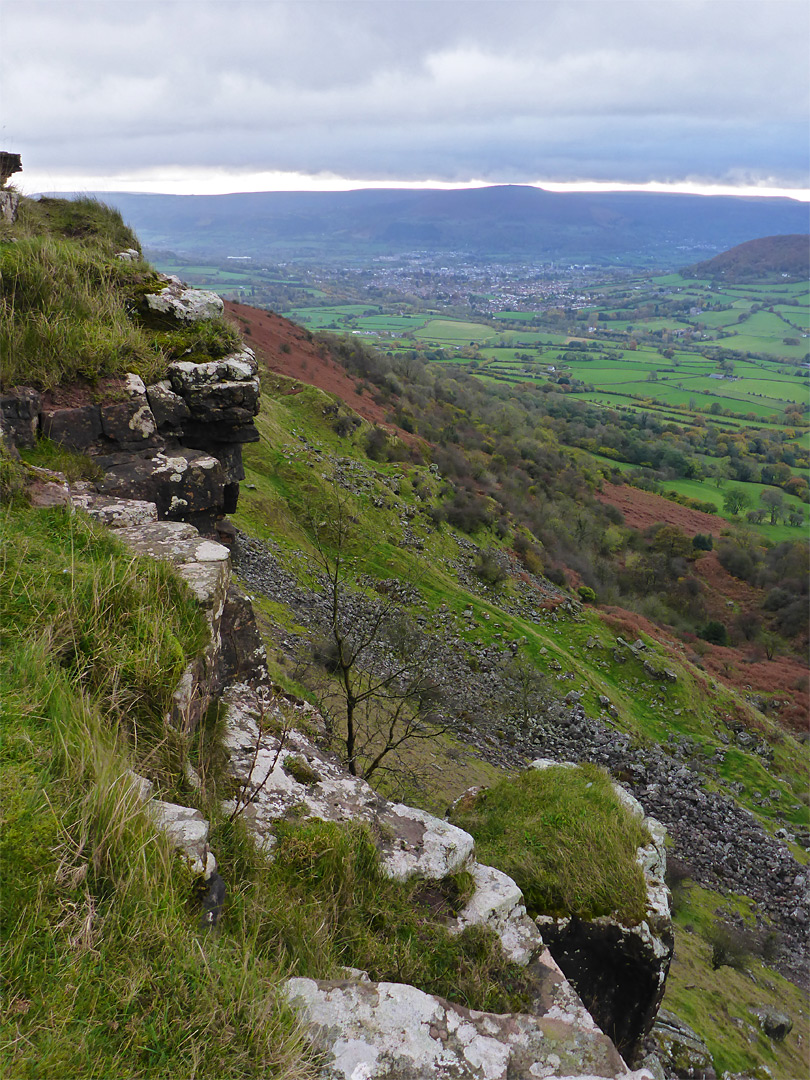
[578,585,597,603]
[474,550,508,586]
[700,620,729,646]
[706,922,753,972]
[692,533,713,551]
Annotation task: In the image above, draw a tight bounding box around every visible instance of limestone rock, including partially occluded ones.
[222,684,474,882]
[71,493,159,528]
[147,800,216,878]
[449,862,543,966]
[285,977,652,1080]
[167,351,260,426]
[114,519,230,611]
[530,762,674,1063]
[645,1009,716,1079]
[143,279,224,323]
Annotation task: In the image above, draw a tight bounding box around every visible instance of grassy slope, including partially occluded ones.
[233,374,807,840]
[231,373,809,1078]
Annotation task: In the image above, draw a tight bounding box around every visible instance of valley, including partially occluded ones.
[2,192,807,1080]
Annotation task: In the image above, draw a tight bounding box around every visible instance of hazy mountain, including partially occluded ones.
[84,186,810,268]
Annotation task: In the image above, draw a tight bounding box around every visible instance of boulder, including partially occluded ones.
[285,977,653,1080]
[124,770,216,880]
[751,1006,793,1041]
[143,279,224,323]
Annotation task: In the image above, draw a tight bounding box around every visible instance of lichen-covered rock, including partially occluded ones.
[99,447,226,520]
[222,684,474,882]
[147,800,216,878]
[145,380,191,433]
[71,493,159,528]
[645,1009,716,1079]
[218,586,270,685]
[167,351,260,426]
[99,397,160,448]
[285,977,653,1080]
[143,278,224,323]
[449,862,543,966]
[124,771,216,879]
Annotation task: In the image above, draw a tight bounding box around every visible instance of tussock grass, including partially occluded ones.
[0,195,240,391]
[1,233,166,389]
[19,438,104,483]
[0,505,208,785]
[1,648,315,1080]
[450,764,650,923]
[213,816,532,1015]
[0,503,315,1078]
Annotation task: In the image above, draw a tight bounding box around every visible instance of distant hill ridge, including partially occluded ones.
[70,185,810,268]
[686,234,810,281]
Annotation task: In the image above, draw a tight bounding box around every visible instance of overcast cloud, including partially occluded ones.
[2,0,808,196]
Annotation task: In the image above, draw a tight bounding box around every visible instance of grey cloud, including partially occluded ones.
[3,0,808,189]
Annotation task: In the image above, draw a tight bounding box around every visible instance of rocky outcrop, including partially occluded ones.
[222,682,476,882]
[531,761,674,1065]
[51,484,667,1078]
[285,975,656,1080]
[1,279,260,530]
[641,1009,716,1080]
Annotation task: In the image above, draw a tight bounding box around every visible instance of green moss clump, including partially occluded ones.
[283,754,322,786]
[450,763,650,923]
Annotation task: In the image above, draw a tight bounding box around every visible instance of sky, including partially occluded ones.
[2,0,809,200]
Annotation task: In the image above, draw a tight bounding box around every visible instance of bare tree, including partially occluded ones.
[301,492,448,783]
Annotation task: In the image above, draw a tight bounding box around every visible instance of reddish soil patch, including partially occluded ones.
[600,604,808,733]
[694,550,762,613]
[225,301,417,444]
[40,377,127,409]
[701,648,808,733]
[596,481,726,536]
